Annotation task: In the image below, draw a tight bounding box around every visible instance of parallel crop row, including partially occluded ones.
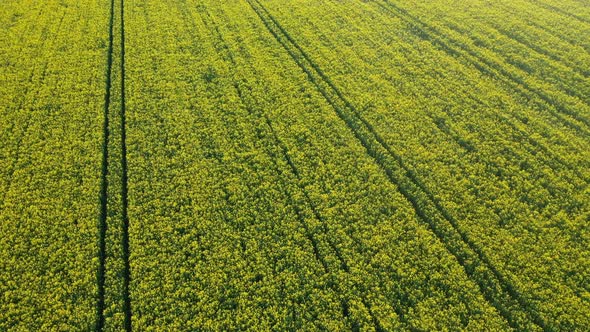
[376,0,590,137]
[120,0,516,330]
[256,0,589,329]
[2,0,587,330]
[246,0,548,330]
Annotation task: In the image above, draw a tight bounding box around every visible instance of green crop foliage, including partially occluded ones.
[1,0,588,330]
[0,0,111,329]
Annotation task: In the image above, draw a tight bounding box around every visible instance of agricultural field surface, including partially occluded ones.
[1,0,589,330]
